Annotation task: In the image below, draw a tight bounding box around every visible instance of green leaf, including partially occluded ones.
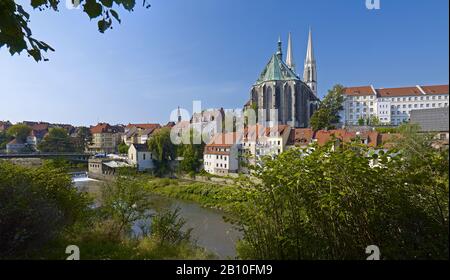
[84,0,103,19]
[121,0,136,11]
[110,9,121,23]
[98,18,112,33]
[30,0,48,9]
[100,0,114,7]
[16,5,30,20]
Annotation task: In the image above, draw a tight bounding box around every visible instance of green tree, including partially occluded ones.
[368,115,380,126]
[7,124,31,142]
[38,127,76,152]
[0,0,151,62]
[236,137,448,259]
[178,129,204,174]
[118,141,129,154]
[73,126,92,152]
[310,84,344,131]
[148,127,176,174]
[310,107,332,131]
[101,176,153,238]
[357,117,365,126]
[0,161,90,259]
[0,131,13,149]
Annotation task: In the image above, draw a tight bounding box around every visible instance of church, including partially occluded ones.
[247,29,320,128]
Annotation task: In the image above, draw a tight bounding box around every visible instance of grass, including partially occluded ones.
[35,232,214,260]
[140,176,247,213]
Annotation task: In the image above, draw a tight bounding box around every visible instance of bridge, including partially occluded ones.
[0,152,92,162]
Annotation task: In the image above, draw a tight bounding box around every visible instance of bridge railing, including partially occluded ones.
[0,152,94,159]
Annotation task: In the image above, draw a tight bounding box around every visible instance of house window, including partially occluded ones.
[143,153,146,160]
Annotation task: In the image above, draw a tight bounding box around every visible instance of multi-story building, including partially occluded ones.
[123,123,160,146]
[203,132,241,176]
[89,123,123,154]
[341,85,449,126]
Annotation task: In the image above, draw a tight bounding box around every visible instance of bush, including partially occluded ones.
[0,162,90,259]
[237,140,448,260]
[375,127,399,134]
[150,208,193,246]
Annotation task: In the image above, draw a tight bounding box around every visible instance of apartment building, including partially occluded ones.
[89,123,123,154]
[341,85,449,126]
[123,123,161,146]
[203,132,240,175]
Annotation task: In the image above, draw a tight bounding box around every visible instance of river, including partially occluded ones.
[73,177,242,259]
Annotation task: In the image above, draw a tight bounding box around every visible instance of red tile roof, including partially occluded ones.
[243,124,290,141]
[90,123,111,134]
[288,128,314,146]
[344,84,448,98]
[377,87,422,97]
[344,86,376,96]
[207,132,242,147]
[32,123,49,132]
[420,85,449,95]
[126,123,161,130]
[315,129,357,146]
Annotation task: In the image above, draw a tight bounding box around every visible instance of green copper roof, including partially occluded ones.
[255,53,299,85]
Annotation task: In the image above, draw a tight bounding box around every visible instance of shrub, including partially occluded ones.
[0,162,90,259]
[150,208,193,246]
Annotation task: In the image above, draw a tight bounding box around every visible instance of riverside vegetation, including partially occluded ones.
[0,163,213,260]
[0,124,448,259]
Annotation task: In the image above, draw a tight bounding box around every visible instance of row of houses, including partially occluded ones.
[203,107,450,176]
[1,121,80,153]
[88,122,178,154]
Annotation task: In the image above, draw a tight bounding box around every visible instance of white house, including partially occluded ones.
[203,132,240,176]
[128,144,154,171]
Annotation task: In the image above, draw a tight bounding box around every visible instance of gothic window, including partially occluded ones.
[309,103,315,118]
[265,87,273,121]
[285,86,292,121]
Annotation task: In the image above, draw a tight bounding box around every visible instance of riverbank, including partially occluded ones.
[74,175,244,259]
[138,176,247,214]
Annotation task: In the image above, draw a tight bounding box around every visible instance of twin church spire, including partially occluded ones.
[278,29,317,96]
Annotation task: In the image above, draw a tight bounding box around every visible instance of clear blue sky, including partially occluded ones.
[0,0,448,126]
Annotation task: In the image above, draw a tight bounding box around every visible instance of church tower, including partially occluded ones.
[286,32,295,73]
[303,28,317,96]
